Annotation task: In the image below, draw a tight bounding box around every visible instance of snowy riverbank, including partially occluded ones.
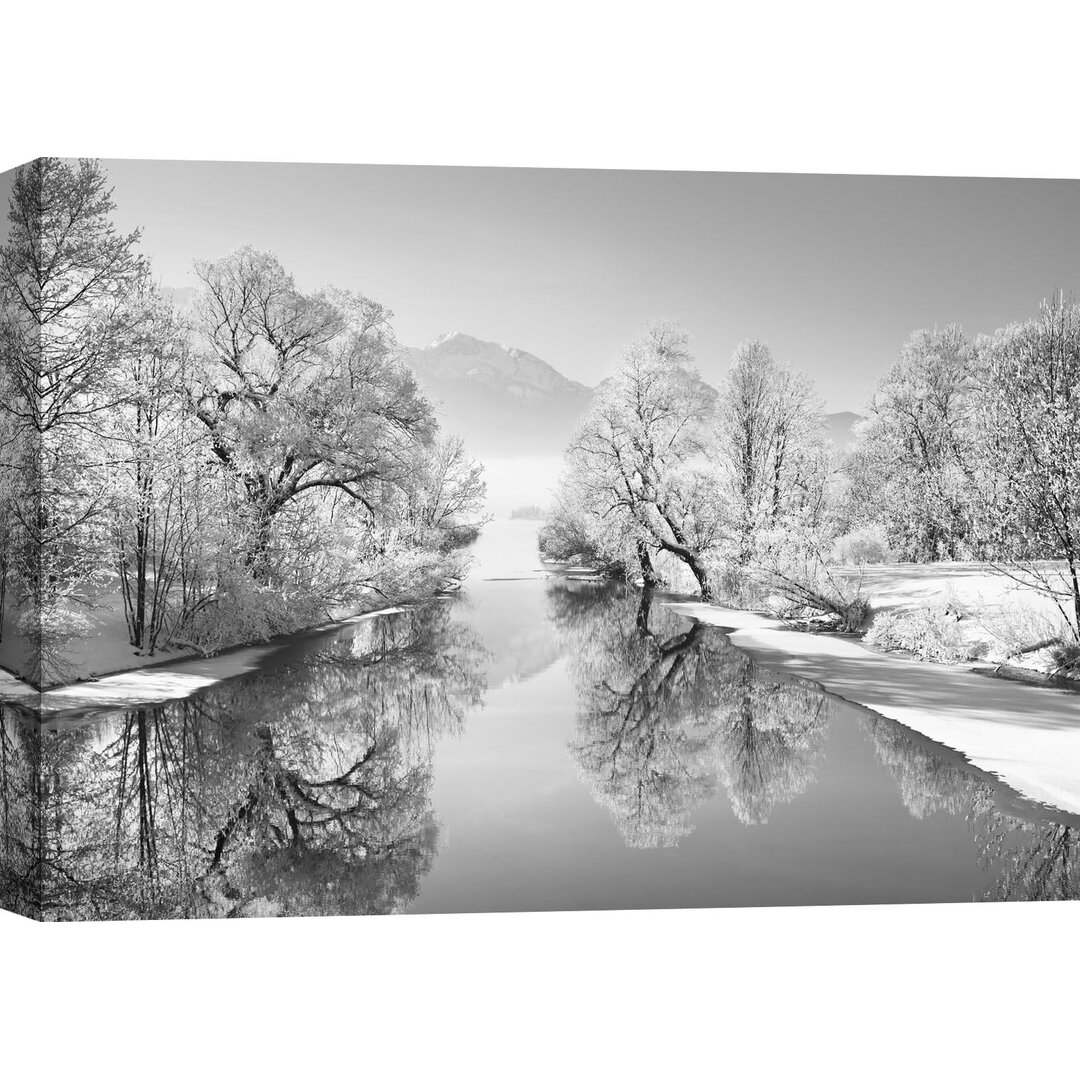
[669,602,1080,817]
[834,561,1074,672]
[0,606,406,719]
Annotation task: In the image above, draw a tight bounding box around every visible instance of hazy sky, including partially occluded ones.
[85,160,1080,411]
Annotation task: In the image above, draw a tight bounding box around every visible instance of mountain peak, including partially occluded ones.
[408,332,589,395]
[423,329,508,354]
[401,331,593,455]
[427,329,467,348]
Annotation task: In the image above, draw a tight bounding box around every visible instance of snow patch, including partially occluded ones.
[668,601,1080,817]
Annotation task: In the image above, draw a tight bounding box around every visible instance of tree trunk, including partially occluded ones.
[244,510,275,582]
[1066,543,1080,642]
[636,539,660,588]
[686,554,714,601]
[635,586,654,635]
[659,512,713,601]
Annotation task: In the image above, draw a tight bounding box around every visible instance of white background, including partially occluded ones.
[3,2,1079,1075]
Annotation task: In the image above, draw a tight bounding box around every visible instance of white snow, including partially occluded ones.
[668,602,1080,816]
[835,560,1070,627]
[2,607,407,717]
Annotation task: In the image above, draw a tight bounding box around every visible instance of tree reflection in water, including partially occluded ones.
[548,581,829,846]
[859,712,1079,901]
[5,584,1078,916]
[0,703,40,918]
[25,604,485,920]
[551,578,1079,901]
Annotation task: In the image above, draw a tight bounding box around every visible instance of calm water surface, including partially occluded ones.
[2,520,1077,919]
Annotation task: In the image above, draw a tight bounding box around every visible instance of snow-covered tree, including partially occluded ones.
[105,286,195,651]
[716,338,831,566]
[189,248,437,576]
[845,325,978,560]
[974,296,1080,640]
[558,322,723,598]
[0,158,146,683]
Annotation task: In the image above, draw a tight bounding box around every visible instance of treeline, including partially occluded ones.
[0,158,486,686]
[509,504,545,520]
[543,306,1080,642]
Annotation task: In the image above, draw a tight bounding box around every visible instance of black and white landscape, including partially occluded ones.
[0,159,1077,920]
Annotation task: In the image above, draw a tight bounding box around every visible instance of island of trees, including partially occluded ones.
[0,158,486,687]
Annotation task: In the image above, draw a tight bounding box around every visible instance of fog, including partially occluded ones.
[479,455,563,518]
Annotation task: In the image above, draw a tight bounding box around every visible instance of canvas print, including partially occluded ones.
[0,158,1077,921]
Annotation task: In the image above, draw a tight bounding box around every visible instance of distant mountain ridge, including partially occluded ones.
[402,331,593,456]
[826,410,863,450]
[406,331,590,400]
[159,285,196,308]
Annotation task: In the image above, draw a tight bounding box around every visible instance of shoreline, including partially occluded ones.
[8,556,1078,820]
[667,601,1080,818]
[0,604,409,720]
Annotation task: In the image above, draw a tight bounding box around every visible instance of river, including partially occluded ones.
[2,519,1077,919]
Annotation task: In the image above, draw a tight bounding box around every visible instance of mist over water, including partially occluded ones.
[478,456,562,518]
